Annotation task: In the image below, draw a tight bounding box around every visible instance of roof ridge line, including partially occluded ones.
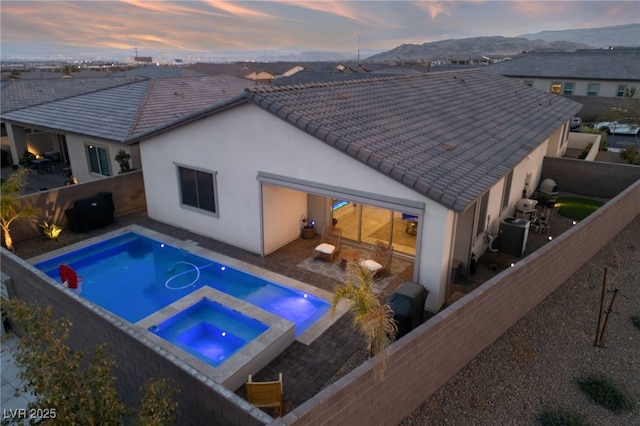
[127,79,155,136]
[248,73,423,94]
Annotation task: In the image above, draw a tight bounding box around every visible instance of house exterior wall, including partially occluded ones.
[471,141,548,261]
[545,123,570,158]
[261,184,307,254]
[525,77,639,98]
[139,103,451,311]
[65,134,131,183]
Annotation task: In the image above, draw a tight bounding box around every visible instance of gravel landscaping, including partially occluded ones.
[401,214,640,425]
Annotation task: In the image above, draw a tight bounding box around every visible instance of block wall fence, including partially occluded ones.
[280,178,640,426]
[7,170,147,244]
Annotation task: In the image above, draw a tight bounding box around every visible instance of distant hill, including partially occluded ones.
[519,23,640,49]
[364,36,591,63]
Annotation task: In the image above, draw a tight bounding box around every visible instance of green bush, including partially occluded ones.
[539,410,590,426]
[619,146,639,165]
[577,375,635,413]
[631,314,640,331]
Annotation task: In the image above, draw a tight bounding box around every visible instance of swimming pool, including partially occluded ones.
[34,230,331,337]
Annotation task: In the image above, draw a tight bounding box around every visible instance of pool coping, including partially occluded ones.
[27,224,349,345]
[136,286,296,391]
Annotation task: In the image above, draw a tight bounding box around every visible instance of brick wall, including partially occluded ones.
[9,171,147,243]
[0,254,269,426]
[281,179,640,426]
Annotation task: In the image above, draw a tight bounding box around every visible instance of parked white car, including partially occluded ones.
[594,118,640,136]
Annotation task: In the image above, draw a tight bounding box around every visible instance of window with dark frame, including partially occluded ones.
[87,144,111,176]
[178,166,217,215]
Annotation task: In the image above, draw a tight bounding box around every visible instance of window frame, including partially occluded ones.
[562,82,575,95]
[86,143,111,177]
[176,163,219,217]
[616,84,626,97]
[587,83,600,96]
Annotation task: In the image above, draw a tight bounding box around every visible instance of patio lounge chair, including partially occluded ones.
[359,240,393,278]
[246,373,283,417]
[313,225,342,262]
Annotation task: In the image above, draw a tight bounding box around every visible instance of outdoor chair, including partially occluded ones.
[359,240,393,278]
[246,373,283,417]
[313,225,342,262]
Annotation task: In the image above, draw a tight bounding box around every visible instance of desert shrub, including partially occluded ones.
[577,375,635,413]
[631,314,640,331]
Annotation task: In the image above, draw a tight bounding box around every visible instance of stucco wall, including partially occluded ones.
[139,104,452,311]
[65,134,136,183]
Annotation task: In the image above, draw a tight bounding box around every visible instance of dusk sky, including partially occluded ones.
[1,1,638,62]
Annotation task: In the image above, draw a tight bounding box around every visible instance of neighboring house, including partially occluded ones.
[1,69,581,312]
[0,76,145,165]
[486,49,640,101]
[1,75,256,182]
[134,69,581,312]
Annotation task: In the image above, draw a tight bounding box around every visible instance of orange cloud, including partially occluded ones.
[412,1,453,19]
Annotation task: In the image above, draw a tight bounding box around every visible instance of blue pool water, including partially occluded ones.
[35,232,330,336]
[149,298,269,367]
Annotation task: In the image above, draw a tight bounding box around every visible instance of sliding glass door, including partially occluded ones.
[331,199,416,256]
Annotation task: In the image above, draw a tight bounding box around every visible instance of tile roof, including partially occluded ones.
[246,69,582,213]
[1,76,145,113]
[486,50,640,81]
[2,75,257,142]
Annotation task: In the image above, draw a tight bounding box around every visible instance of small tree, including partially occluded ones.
[115,149,133,174]
[0,168,41,251]
[331,264,398,359]
[4,299,179,425]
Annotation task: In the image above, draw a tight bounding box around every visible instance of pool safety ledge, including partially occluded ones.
[136,287,295,391]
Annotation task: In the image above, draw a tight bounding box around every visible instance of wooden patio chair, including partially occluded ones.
[246,373,283,417]
[359,240,393,278]
[313,225,342,262]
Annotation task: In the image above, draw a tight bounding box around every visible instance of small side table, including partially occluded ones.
[301,226,316,239]
[339,250,359,269]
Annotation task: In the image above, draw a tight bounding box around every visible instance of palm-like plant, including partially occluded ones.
[1,168,41,251]
[331,263,398,360]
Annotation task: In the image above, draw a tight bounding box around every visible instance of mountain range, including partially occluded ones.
[364,24,639,63]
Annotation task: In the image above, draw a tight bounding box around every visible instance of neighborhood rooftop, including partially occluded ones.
[2,69,581,213]
[246,69,582,212]
[1,75,257,142]
[485,50,640,81]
